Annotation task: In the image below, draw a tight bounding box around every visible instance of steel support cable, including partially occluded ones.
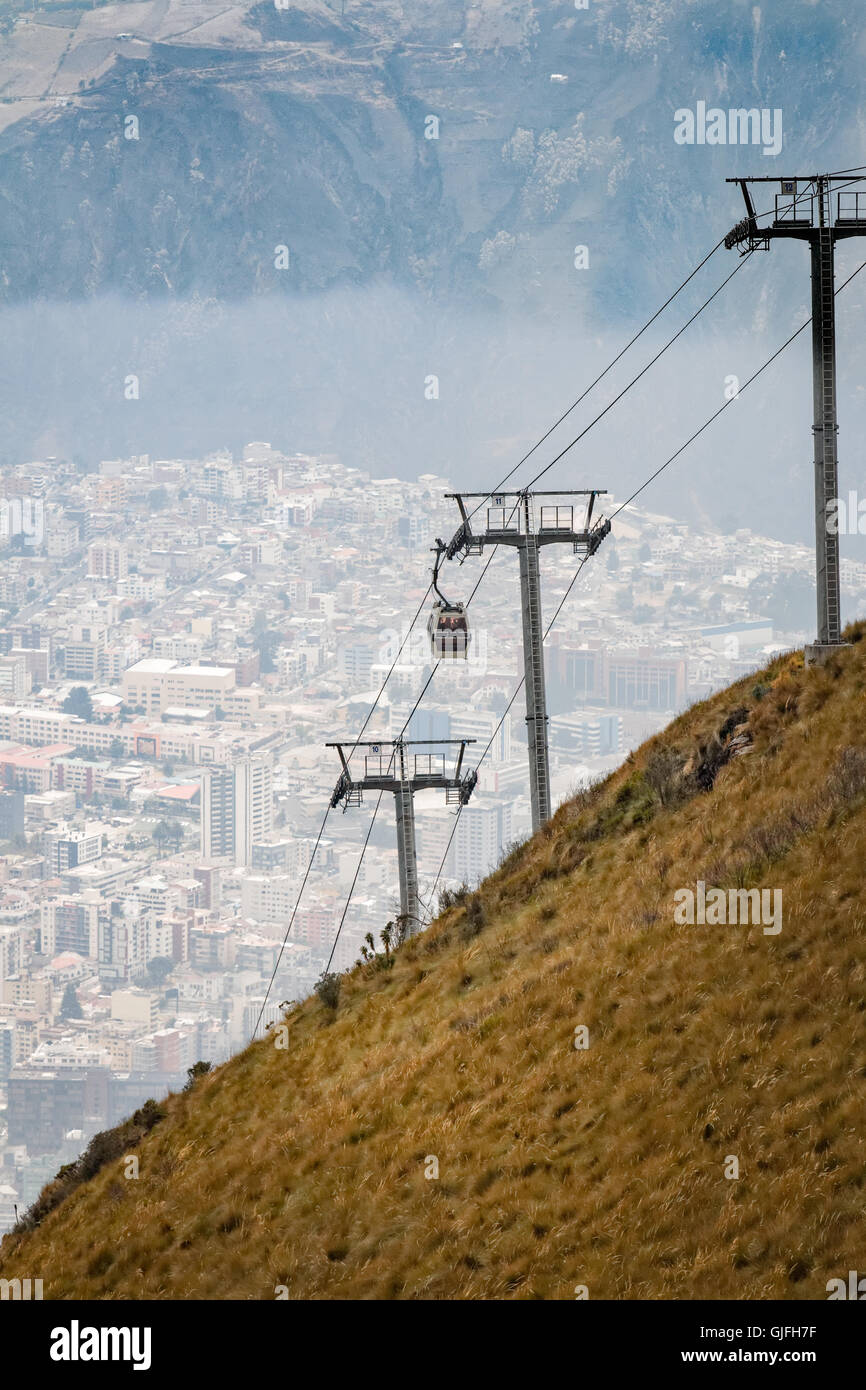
[250,799,333,1039]
[522,252,753,491]
[250,586,436,1037]
[609,252,866,520]
[456,237,733,530]
[325,790,385,974]
[419,253,866,922]
[469,177,865,515]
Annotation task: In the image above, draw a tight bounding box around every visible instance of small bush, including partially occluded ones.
[718,706,750,740]
[459,897,487,941]
[315,971,342,1011]
[564,776,606,821]
[497,837,530,874]
[183,1061,213,1092]
[643,747,684,808]
[438,883,471,913]
[740,817,797,866]
[358,923,403,974]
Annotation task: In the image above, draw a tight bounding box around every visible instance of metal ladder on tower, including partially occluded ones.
[521,495,550,826]
[394,741,419,930]
[818,225,841,644]
[525,551,546,735]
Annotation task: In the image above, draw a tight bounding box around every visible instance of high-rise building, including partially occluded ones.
[337,639,379,687]
[550,712,623,756]
[0,790,25,842]
[40,895,104,958]
[200,758,273,866]
[43,824,105,874]
[450,802,514,885]
[0,653,31,700]
[0,923,26,981]
[87,539,128,582]
[192,863,222,910]
[63,625,106,680]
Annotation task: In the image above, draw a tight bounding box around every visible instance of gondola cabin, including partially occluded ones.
[428,601,470,659]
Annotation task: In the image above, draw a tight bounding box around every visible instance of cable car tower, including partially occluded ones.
[436,490,610,832]
[328,737,478,936]
[725,172,866,663]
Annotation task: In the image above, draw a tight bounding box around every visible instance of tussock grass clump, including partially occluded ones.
[826,747,866,803]
[458,896,487,942]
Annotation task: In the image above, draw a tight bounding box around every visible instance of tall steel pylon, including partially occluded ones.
[442,490,610,832]
[725,173,866,663]
[328,738,478,935]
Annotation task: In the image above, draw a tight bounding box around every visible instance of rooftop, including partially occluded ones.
[127,658,178,674]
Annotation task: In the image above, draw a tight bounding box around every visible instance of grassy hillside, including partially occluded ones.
[3,631,866,1299]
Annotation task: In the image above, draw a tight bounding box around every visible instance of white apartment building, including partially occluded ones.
[124,877,184,917]
[63,625,107,680]
[0,923,26,980]
[152,634,204,662]
[0,654,31,701]
[43,823,105,874]
[240,874,299,923]
[0,703,243,765]
[40,895,103,958]
[200,758,273,867]
[122,659,259,720]
[110,988,160,1029]
[450,803,514,885]
[116,574,164,602]
[87,539,128,581]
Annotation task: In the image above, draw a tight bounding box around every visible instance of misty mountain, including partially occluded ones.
[0,0,864,543]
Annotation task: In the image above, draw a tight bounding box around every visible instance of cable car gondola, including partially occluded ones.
[428,542,471,659]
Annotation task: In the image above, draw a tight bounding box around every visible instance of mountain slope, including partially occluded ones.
[0,0,856,308]
[2,633,866,1299]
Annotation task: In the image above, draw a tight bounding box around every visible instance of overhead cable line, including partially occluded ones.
[522,252,753,490]
[250,582,435,1036]
[457,232,736,529]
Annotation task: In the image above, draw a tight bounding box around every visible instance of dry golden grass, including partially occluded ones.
[2,630,866,1300]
